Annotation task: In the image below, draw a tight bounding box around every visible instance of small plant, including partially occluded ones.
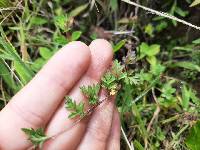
[101,72,118,92]
[65,96,85,119]
[80,84,100,105]
[22,60,126,148]
[21,128,49,149]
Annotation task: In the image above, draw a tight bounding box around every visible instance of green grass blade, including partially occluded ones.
[0,59,17,90]
[0,28,34,84]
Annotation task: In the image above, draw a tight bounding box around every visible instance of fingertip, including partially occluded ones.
[89,39,113,61]
[88,39,113,80]
[61,41,91,65]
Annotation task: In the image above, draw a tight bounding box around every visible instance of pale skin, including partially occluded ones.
[0,39,120,150]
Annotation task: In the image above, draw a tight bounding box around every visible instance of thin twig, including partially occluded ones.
[122,0,200,31]
[147,88,160,132]
[121,126,134,150]
[2,59,24,86]
[104,30,135,35]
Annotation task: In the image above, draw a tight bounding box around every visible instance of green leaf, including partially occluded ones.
[0,28,34,84]
[190,0,200,7]
[190,91,200,106]
[175,7,188,17]
[139,43,160,59]
[111,60,127,80]
[31,58,45,72]
[133,140,144,150]
[185,121,200,150]
[53,34,68,45]
[30,16,47,26]
[65,96,85,118]
[181,85,191,110]
[146,56,157,66]
[14,62,32,84]
[155,21,168,32]
[192,38,200,44]
[22,128,49,148]
[54,15,69,32]
[147,44,160,56]
[150,63,165,75]
[124,74,140,85]
[39,47,53,60]
[71,31,82,41]
[158,81,177,107]
[139,42,148,59]
[80,84,100,105]
[0,59,17,90]
[101,71,117,91]
[113,39,126,53]
[170,61,200,72]
[69,4,88,17]
[156,127,166,141]
[145,23,154,37]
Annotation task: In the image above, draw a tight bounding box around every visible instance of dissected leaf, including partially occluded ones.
[80,84,100,105]
[22,128,49,148]
[65,96,85,118]
[101,71,117,91]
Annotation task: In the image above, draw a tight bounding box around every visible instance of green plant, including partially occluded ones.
[21,128,49,149]
[80,84,100,105]
[22,60,126,148]
[65,96,85,119]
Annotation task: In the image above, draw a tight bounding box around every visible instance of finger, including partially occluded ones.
[77,95,115,150]
[43,39,113,150]
[107,108,121,150]
[0,42,91,149]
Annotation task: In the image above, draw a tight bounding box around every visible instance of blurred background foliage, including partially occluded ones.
[0,0,200,149]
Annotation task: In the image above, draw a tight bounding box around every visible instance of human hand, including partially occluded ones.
[0,39,120,150]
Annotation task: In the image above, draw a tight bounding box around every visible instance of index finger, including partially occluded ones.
[0,41,91,149]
